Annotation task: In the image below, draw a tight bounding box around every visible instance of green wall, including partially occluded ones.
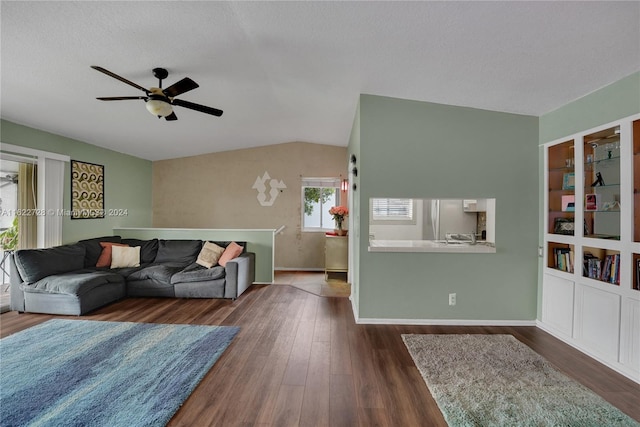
[536,71,640,319]
[539,72,640,144]
[352,95,539,321]
[1,120,152,243]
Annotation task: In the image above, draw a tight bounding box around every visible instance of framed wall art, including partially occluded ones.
[71,160,104,219]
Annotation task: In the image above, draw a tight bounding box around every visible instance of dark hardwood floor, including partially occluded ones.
[1,280,638,426]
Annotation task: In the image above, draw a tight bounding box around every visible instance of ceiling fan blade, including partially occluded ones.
[172,99,223,117]
[165,112,178,121]
[91,66,149,94]
[96,96,147,101]
[163,78,199,98]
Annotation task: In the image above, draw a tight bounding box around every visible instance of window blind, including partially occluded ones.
[372,198,413,220]
[301,177,341,188]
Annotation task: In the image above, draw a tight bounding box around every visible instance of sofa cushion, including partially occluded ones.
[196,242,226,268]
[14,244,86,283]
[154,240,202,265]
[23,271,124,297]
[111,246,141,268]
[127,264,184,283]
[96,242,128,268]
[171,263,225,284]
[77,236,122,267]
[121,238,159,264]
[218,241,244,267]
[103,265,145,278]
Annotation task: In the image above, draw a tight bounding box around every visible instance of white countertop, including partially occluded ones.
[368,239,496,253]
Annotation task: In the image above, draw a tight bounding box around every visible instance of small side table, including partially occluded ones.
[1,250,13,285]
[325,235,348,279]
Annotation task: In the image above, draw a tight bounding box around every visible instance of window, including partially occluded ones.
[372,198,414,221]
[302,178,341,231]
[0,143,69,248]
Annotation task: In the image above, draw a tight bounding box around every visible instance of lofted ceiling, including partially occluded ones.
[1,1,639,161]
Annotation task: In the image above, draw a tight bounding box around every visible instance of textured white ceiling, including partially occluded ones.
[1,1,639,161]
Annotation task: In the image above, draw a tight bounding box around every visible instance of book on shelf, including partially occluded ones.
[583,252,620,285]
[583,252,596,276]
[553,247,573,273]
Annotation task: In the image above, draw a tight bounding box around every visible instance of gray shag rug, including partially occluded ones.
[402,334,639,427]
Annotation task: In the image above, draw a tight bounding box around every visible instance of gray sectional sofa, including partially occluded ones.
[9,236,256,315]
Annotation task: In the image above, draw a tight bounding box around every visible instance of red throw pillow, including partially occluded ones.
[96,242,129,268]
[217,242,243,267]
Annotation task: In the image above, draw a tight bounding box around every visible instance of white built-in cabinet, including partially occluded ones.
[541,113,640,383]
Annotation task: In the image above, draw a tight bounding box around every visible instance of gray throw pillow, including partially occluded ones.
[154,240,202,265]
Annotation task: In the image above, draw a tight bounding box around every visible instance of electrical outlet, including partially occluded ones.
[449,293,456,306]
[538,246,543,257]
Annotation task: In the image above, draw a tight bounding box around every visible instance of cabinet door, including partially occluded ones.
[619,297,640,370]
[325,236,348,271]
[633,119,640,242]
[548,139,575,236]
[583,125,621,239]
[542,274,574,336]
[574,284,621,361]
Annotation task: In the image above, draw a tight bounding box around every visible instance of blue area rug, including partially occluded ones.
[1,319,239,427]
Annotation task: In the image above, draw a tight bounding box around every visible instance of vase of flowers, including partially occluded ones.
[329,206,348,236]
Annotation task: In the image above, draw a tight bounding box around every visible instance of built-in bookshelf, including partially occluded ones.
[542,113,640,383]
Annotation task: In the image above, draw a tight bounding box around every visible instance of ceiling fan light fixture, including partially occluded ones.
[145,96,173,117]
[92,66,223,120]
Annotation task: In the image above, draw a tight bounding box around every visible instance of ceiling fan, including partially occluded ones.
[91,66,223,121]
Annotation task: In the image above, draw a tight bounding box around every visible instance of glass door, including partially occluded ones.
[0,158,39,313]
[583,126,621,239]
[633,119,640,291]
[634,119,640,242]
[548,139,575,235]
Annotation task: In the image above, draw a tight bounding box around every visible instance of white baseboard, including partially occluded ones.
[349,295,359,323]
[355,317,537,326]
[537,320,640,384]
[274,268,324,272]
[347,296,534,326]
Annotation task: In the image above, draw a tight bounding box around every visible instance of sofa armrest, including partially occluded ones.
[223,252,255,299]
[8,253,25,312]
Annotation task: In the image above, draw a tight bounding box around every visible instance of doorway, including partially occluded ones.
[0,159,38,313]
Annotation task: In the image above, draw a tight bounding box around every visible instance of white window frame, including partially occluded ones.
[0,143,69,248]
[370,198,417,225]
[301,177,342,232]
